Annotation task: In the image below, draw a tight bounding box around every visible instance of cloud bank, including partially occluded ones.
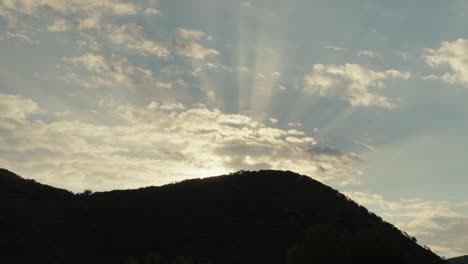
[0,93,361,192]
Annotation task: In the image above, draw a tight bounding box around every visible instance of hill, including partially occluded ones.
[450,256,468,264]
[0,169,448,264]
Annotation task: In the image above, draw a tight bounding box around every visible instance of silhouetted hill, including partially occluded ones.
[0,169,448,264]
[450,256,468,264]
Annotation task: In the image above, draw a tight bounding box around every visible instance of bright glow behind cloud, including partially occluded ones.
[0,94,361,192]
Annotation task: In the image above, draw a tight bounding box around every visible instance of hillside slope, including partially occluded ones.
[450,256,468,264]
[0,169,447,264]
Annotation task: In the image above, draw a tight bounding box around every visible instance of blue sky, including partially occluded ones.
[1,0,468,257]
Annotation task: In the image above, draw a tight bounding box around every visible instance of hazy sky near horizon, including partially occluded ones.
[1,0,468,258]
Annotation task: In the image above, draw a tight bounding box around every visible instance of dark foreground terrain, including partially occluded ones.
[450,256,468,264]
[0,169,449,264]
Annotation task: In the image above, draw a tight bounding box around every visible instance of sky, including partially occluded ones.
[1,0,468,258]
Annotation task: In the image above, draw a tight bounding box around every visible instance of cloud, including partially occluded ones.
[357,50,381,58]
[147,101,185,111]
[175,42,220,59]
[47,17,72,32]
[177,28,206,40]
[322,44,344,52]
[425,38,468,87]
[175,28,219,59]
[0,93,361,192]
[304,64,411,109]
[107,24,170,57]
[62,53,167,89]
[143,8,159,16]
[77,32,102,51]
[0,93,39,123]
[0,31,38,44]
[288,122,303,128]
[7,0,136,16]
[1,0,137,29]
[402,214,468,258]
[345,191,468,258]
[64,53,108,73]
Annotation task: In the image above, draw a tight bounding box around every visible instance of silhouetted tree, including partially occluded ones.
[286,224,446,264]
[82,189,93,196]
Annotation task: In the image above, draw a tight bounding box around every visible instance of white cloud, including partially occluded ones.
[425,38,468,87]
[322,44,344,52]
[47,17,72,32]
[357,50,381,58]
[288,122,303,128]
[174,28,219,59]
[177,28,206,40]
[0,93,39,123]
[147,101,185,111]
[156,81,172,90]
[176,42,220,59]
[107,24,142,44]
[128,40,170,57]
[422,74,439,81]
[1,0,137,29]
[107,24,170,57]
[0,31,38,44]
[143,8,159,16]
[269,118,278,124]
[64,53,108,73]
[1,0,137,16]
[62,53,168,89]
[345,191,468,258]
[0,93,361,193]
[304,64,411,109]
[77,33,101,51]
[78,14,102,30]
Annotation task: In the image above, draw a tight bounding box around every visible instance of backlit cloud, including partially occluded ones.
[177,28,206,40]
[425,38,468,87]
[0,0,137,28]
[175,42,220,59]
[304,64,411,109]
[0,93,361,192]
[357,50,381,58]
[47,17,72,32]
[107,24,170,57]
[62,53,165,89]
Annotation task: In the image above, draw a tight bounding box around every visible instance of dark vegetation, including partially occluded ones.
[449,256,468,264]
[0,168,449,264]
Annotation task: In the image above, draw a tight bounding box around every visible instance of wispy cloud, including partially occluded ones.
[177,28,206,40]
[62,53,167,89]
[0,0,138,29]
[357,50,381,58]
[107,23,170,57]
[322,43,344,52]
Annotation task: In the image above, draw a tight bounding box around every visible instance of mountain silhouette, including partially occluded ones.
[450,256,468,264]
[0,168,448,264]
